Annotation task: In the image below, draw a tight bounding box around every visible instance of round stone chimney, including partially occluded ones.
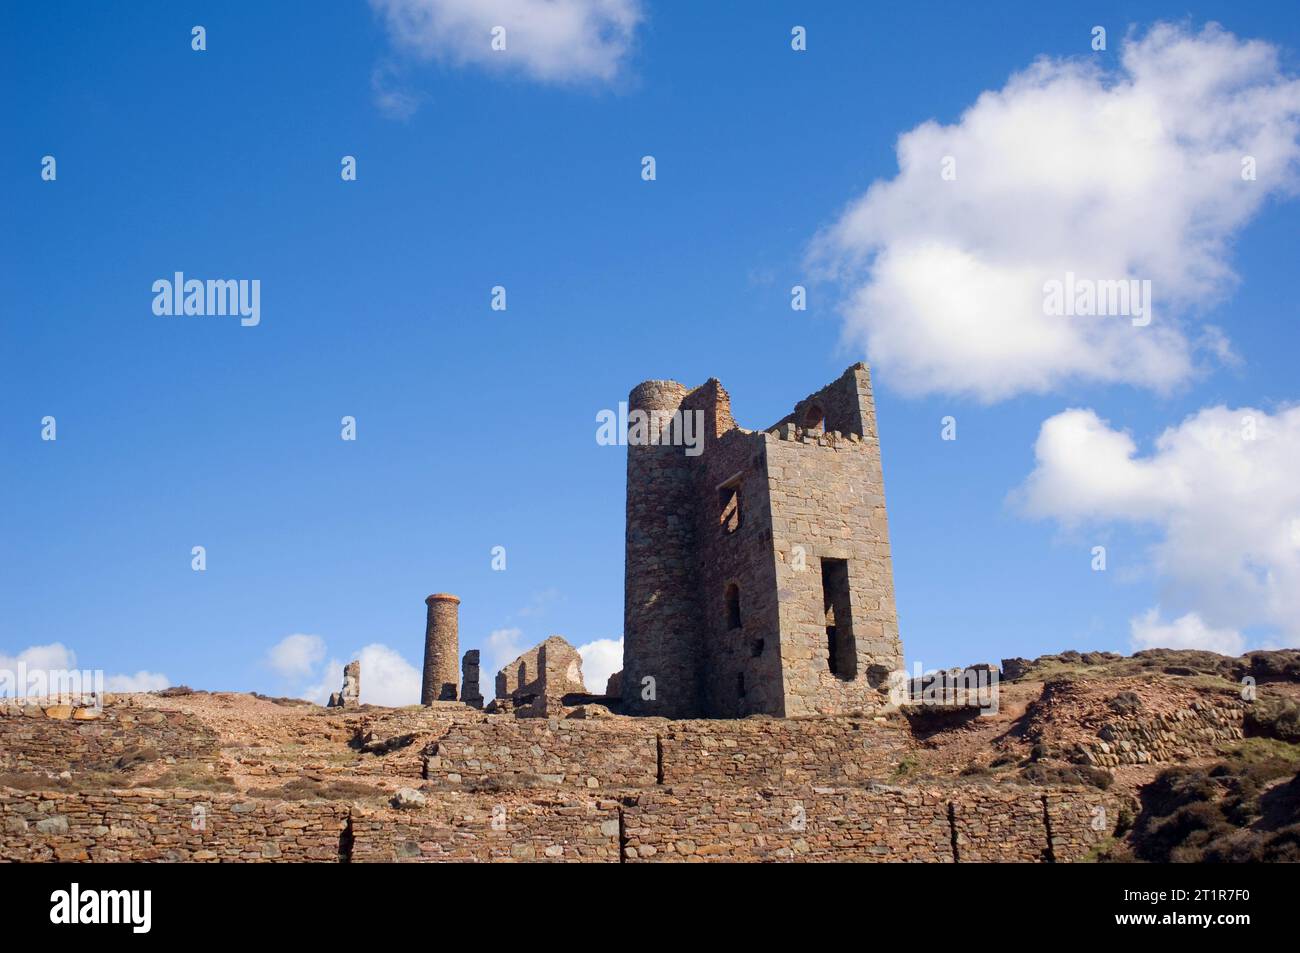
[421,593,461,704]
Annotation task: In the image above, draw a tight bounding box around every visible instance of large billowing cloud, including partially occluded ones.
[1130,608,1244,656]
[305,643,423,707]
[576,637,622,693]
[1015,405,1300,647]
[811,23,1300,401]
[267,633,327,679]
[370,0,642,86]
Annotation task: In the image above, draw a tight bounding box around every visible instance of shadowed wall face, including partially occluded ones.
[622,380,704,718]
[421,594,460,704]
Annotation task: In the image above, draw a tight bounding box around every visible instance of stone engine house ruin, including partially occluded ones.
[621,363,904,719]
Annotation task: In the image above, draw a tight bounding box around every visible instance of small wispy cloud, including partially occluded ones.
[369,0,643,116]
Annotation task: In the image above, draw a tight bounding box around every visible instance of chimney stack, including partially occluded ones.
[421,593,461,704]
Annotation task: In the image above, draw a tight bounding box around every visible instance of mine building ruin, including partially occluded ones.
[621,363,904,718]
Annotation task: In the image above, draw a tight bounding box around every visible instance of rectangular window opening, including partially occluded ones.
[821,558,857,681]
[718,482,742,535]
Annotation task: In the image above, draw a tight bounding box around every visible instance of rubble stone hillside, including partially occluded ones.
[2,648,1297,862]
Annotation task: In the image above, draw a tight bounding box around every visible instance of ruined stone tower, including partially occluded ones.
[621,363,904,718]
[421,594,460,704]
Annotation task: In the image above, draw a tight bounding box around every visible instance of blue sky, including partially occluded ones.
[3,1,1298,702]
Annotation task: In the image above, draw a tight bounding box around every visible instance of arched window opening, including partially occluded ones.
[725,583,742,630]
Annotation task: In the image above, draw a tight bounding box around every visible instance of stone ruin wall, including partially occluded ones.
[0,788,349,862]
[421,716,915,790]
[685,381,786,718]
[1077,698,1245,767]
[763,364,902,717]
[0,699,220,776]
[0,783,1118,864]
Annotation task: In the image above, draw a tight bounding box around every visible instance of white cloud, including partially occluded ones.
[303,644,422,707]
[105,670,172,693]
[0,642,76,673]
[577,637,622,694]
[1016,404,1300,644]
[476,626,526,695]
[0,643,168,697]
[516,587,562,618]
[371,62,422,119]
[811,22,1300,402]
[1130,608,1244,655]
[353,644,422,707]
[267,633,327,679]
[370,0,642,86]
[305,659,345,706]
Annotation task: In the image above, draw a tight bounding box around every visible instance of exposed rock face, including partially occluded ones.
[1001,658,1031,681]
[492,636,586,717]
[461,650,484,709]
[605,670,623,698]
[328,661,360,709]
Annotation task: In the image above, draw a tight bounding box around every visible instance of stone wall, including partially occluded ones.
[350,705,483,777]
[350,794,621,862]
[0,700,219,775]
[620,785,951,862]
[0,788,347,862]
[424,719,658,789]
[425,715,913,789]
[620,784,1118,863]
[688,382,786,718]
[1077,698,1245,767]
[659,717,912,786]
[0,782,1114,863]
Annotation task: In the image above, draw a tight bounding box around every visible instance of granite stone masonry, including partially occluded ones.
[622,364,904,718]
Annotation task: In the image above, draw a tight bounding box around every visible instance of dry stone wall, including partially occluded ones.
[620,784,1117,863]
[0,788,347,862]
[350,794,621,862]
[0,700,219,775]
[422,716,913,790]
[424,719,658,789]
[1078,698,1244,767]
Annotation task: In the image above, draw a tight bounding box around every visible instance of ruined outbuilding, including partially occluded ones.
[622,363,904,718]
[489,636,587,717]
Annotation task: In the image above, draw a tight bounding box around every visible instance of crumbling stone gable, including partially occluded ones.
[492,636,586,716]
[622,363,903,718]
